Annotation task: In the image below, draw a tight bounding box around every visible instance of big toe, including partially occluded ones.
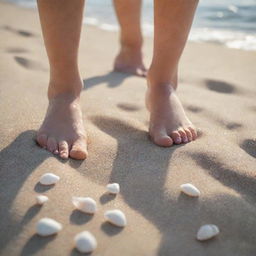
[36,133,47,149]
[135,67,147,77]
[70,139,88,160]
[151,129,173,147]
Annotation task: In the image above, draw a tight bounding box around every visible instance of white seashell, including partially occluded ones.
[72,197,97,214]
[39,173,60,185]
[36,218,62,236]
[104,209,127,227]
[106,183,120,194]
[180,183,200,197]
[197,224,220,241]
[36,195,49,205]
[74,231,97,253]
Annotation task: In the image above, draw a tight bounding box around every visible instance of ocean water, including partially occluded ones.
[7,0,256,51]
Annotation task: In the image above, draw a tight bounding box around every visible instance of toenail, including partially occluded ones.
[176,137,181,144]
[183,137,188,143]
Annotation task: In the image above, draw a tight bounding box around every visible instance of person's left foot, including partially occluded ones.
[114,46,147,77]
[146,81,197,147]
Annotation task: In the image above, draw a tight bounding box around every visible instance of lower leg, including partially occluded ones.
[36,0,88,160]
[147,0,199,146]
[113,0,146,76]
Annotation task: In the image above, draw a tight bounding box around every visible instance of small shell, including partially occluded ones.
[36,218,62,236]
[72,197,97,214]
[104,209,127,227]
[197,224,220,241]
[39,173,60,186]
[180,183,200,197]
[36,195,49,205]
[106,183,120,194]
[74,231,97,253]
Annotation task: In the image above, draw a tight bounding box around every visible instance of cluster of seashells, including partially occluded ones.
[36,173,125,253]
[35,173,220,253]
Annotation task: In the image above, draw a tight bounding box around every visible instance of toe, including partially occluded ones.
[178,129,188,143]
[136,67,147,77]
[58,140,69,159]
[70,138,88,160]
[184,128,193,142]
[170,131,182,144]
[150,127,173,147]
[36,133,47,149]
[188,126,197,140]
[47,137,58,154]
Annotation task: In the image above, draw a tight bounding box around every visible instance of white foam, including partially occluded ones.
[189,28,256,51]
[7,0,256,51]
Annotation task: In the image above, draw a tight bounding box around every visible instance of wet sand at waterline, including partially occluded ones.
[0,2,256,255]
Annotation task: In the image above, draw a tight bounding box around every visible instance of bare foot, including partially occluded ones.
[146,82,197,147]
[114,46,147,77]
[36,93,88,160]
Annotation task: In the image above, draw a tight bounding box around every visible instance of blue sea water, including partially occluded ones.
[7,0,256,50]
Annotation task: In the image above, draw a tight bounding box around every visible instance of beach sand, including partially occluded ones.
[0,2,256,255]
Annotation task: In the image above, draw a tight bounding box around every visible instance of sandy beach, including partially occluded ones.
[0,1,256,255]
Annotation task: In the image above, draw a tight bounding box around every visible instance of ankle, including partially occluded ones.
[47,78,83,100]
[147,68,178,90]
[119,41,143,56]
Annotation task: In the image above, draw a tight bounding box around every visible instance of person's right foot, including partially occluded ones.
[36,93,88,160]
[114,46,147,77]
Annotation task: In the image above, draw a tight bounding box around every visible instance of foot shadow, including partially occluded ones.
[83,71,131,90]
[205,79,236,94]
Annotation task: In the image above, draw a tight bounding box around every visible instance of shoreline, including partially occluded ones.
[2,0,256,51]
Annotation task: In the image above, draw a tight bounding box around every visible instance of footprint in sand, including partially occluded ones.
[240,139,256,158]
[186,105,203,113]
[225,122,242,130]
[205,79,236,94]
[14,56,46,71]
[6,47,28,54]
[2,25,35,37]
[117,103,141,112]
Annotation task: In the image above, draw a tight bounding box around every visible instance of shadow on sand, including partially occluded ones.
[83,71,132,90]
[1,117,256,255]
